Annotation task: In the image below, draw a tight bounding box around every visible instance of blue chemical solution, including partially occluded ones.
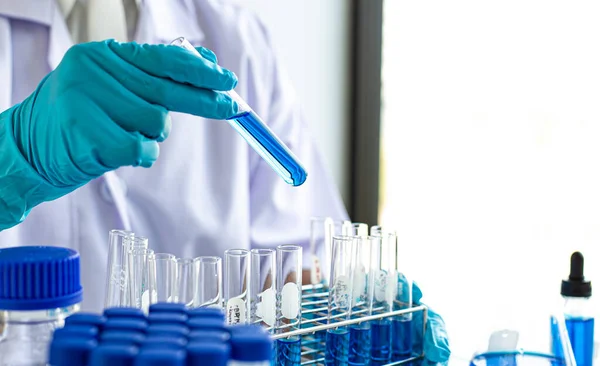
[566,317,594,366]
[326,328,350,365]
[228,111,307,186]
[371,319,392,365]
[392,317,412,360]
[349,324,371,365]
[277,336,301,365]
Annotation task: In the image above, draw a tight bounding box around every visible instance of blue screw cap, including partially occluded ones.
[230,328,273,362]
[104,318,148,333]
[101,330,146,345]
[187,317,226,331]
[0,246,83,310]
[146,324,190,338]
[133,348,186,366]
[187,341,230,366]
[49,337,97,366]
[149,303,188,315]
[104,307,146,320]
[189,329,231,342]
[141,335,187,349]
[65,313,107,328]
[89,344,138,366]
[147,312,188,325]
[53,325,99,339]
[187,307,225,321]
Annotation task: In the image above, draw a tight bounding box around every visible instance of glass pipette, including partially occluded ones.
[170,37,308,187]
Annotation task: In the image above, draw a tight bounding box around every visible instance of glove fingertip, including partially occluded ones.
[196,47,218,63]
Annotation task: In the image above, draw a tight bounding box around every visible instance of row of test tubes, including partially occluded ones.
[104,230,303,334]
[307,218,416,365]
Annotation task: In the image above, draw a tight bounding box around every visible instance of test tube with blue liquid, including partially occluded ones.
[370,234,396,365]
[391,233,413,361]
[276,245,303,365]
[170,37,307,187]
[325,236,357,365]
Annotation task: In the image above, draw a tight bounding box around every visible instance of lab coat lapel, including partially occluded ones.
[135,0,204,44]
[47,1,73,70]
[0,18,11,111]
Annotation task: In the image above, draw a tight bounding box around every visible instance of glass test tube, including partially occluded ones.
[148,253,177,305]
[249,249,276,328]
[170,37,307,187]
[224,249,250,325]
[392,233,414,361]
[174,258,195,307]
[309,218,352,287]
[276,245,303,366]
[325,236,357,365]
[193,256,223,308]
[105,231,148,308]
[128,248,155,313]
[371,234,397,364]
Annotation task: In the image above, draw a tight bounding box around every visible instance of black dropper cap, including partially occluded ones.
[561,251,592,298]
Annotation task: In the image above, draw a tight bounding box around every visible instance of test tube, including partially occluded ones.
[170,37,307,187]
[349,235,376,365]
[276,245,302,365]
[351,223,369,237]
[224,249,250,325]
[193,256,223,308]
[105,230,147,308]
[392,233,414,360]
[371,234,397,364]
[148,253,177,304]
[325,236,357,365]
[173,258,195,307]
[128,248,155,313]
[309,218,352,287]
[249,249,276,328]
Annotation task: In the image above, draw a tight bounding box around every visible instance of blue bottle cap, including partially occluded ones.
[0,246,83,310]
[101,330,146,345]
[149,303,188,315]
[231,331,273,361]
[141,335,187,349]
[187,317,226,331]
[187,307,225,320]
[49,337,97,366]
[146,324,190,338]
[227,324,268,335]
[89,344,138,366]
[53,325,99,339]
[188,329,230,342]
[104,307,146,320]
[147,312,188,325]
[65,313,107,328]
[187,341,230,366]
[104,318,148,333]
[133,348,186,366]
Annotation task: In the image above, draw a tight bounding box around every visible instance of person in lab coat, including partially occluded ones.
[0,0,449,363]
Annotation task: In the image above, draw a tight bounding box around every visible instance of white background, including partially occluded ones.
[380,0,600,361]
[231,0,353,204]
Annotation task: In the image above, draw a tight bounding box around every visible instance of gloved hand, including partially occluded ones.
[411,280,451,366]
[0,40,238,229]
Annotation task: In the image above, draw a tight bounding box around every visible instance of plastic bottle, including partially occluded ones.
[556,251,594,366]
[0,246,83,366]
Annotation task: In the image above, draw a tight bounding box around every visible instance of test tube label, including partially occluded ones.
[256,289,276,326]
[281,283,300,319]
[375,270,398,303]
[227,298,246,325]
[332,275,351,309]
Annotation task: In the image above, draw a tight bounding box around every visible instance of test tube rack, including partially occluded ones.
[272,283,427,366]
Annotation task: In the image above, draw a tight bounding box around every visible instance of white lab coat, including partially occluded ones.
[0,0,348,311]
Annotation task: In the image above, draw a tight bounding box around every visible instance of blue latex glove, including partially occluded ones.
[0,40,238,229]
[412,281,451,365]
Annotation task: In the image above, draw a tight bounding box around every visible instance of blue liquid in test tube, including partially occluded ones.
[565,317,594,366]
[171,37,308,187]
[349,324,371,365]
[371,319,392,365]
[392,317,412,360]
[326,328,350,365]
[277,336,301,365]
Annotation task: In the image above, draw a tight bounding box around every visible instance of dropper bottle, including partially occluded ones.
[558,251,594,366]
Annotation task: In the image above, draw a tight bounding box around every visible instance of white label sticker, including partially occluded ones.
[141,290,157,313]
[385,272,397,304]
[332,275,351,309]
[374,270,387,302]
[353,265,366,302]
[227,298,246,325]
[281,283,300,319]
[256,288,276,326]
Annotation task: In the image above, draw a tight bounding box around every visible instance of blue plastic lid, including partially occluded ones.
[189,329,230,342]
[146,324,190,338]
[65,313,107,328]
[104,307,146,320]
[147,312,188,325]
[187,341,230,366]
[89,344,138,366]
[141,335,187,349]
[49,337,97,366]
[187,307,225,320]
[149,303,188,315]
[231,330,273,361]
[187,317,226,331]
[101,330,146,345]
[227,324,266,335]
[104,318,148,333]
[133,348,186,366]
[53,325,99,339]
[0,246,83,310]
